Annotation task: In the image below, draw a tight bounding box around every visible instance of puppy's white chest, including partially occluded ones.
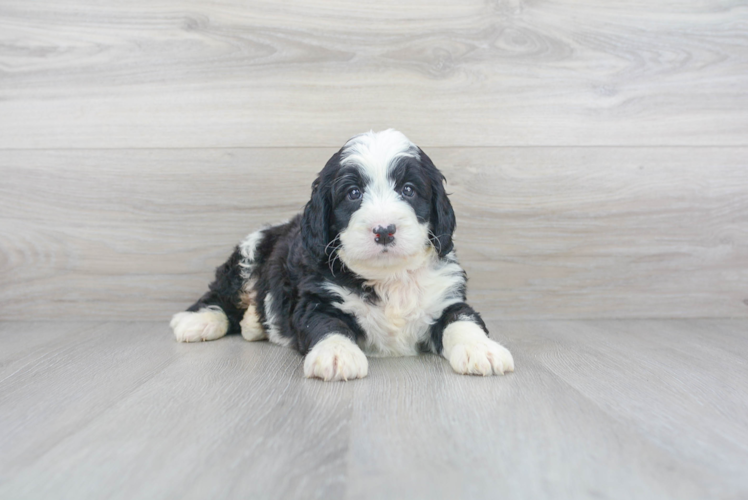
[324,261,465,356]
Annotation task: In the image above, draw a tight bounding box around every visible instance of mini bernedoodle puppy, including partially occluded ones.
[171,129,514,381]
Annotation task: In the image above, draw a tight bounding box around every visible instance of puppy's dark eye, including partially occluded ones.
[347,187,362,201]
[401,184,415,198]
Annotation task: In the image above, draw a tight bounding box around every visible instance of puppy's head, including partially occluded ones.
[302,129,455,278]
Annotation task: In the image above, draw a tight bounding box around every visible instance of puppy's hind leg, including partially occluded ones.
[171,305,230,343]
[171,247,247,343]
[239,298,267,342]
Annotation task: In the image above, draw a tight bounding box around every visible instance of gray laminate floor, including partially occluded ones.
[1,319,747,500]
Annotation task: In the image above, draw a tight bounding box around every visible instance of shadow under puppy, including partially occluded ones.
[171,129,514,381]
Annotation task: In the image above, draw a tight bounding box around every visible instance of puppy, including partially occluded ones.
[171,129,514,381]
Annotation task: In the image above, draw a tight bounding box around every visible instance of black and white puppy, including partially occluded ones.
[171,129,514,381]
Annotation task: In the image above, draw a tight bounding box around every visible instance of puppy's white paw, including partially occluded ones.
[304,334,368,382]
[170,307,229,343]
[442,321,514,376]
[240,304,267,342]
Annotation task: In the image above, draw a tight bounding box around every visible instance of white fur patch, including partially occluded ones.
[263,293,291,347]
[324,251,466,357]
[170,306,229,343]
[240,303,266,341]
[341,129,418,179]
[442,321,514,376]
[303,334,369,381]
[238,229,265,279]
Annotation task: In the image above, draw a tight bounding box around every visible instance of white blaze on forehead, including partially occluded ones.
[340,129,419,188]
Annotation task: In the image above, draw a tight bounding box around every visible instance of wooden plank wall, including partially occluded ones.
[1,0,747,320]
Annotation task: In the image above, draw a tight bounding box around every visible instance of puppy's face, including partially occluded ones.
[302,130,456,278]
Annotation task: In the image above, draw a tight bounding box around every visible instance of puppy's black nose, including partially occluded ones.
[373,224,396,246]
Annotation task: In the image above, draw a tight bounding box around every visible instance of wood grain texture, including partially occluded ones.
[2,147,747,320]
[0,322,353,500]
[3,1,747,497]
[1,319,747,499]
[1,0,747,148]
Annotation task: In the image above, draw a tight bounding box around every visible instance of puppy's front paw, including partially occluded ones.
[304,334,368,382]
[443,321,514,376]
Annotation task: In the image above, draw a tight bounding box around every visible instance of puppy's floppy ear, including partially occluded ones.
[301,152,339,263]
[419,148,456,258]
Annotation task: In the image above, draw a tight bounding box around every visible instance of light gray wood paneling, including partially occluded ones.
[1,0,746,148]
[0,322,180,479]
[346,320,748,499]
[0,322,353,500]
[1,147,746,320]
[1,319,747,499]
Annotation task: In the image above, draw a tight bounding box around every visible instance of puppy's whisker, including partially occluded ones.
[324,234,342,256]
[328,251,345,277]
[428,229,443,255]
[326,233,344,276]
